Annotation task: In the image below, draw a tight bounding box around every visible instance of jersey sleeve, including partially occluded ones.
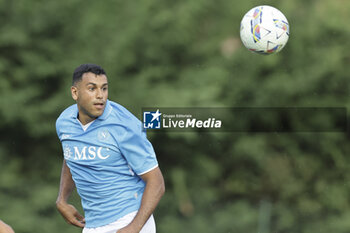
[56,117,63,141]
[117,120,158,175]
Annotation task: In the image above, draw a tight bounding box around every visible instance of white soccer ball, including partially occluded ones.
[240,5,289,55]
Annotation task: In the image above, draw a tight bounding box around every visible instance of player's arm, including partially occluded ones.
[0,220,14,233]
[117,167,165,233]
[56,159,85,228]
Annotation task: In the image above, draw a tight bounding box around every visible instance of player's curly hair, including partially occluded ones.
[72,64,106,85]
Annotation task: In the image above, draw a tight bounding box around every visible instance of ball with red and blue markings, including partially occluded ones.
[240,5,289,55]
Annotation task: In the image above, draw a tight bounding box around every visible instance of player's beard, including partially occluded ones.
[79,103,105,122]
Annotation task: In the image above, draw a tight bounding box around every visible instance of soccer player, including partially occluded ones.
[0,220,14,233]
[55,64,165,233]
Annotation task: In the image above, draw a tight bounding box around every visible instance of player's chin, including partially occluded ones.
[89,109,104,118]
[94,110,104,117]
[93,105,105,113]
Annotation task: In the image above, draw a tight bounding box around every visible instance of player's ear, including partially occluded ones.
[71,86,78,101]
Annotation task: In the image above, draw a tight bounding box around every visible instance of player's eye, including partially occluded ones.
[88,87,95,91]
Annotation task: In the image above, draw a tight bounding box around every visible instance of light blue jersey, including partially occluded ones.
[56,100,158,228]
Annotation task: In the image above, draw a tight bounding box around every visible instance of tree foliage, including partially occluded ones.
[0,0,350,232]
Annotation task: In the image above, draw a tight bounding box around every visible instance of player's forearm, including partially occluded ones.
[130,168,165,231]
[0,220,14,233]
[56,160,75,205]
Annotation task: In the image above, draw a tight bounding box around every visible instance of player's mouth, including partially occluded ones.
[94,102,105,110]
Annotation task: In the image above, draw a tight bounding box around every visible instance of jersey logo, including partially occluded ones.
[64,146,111,160]
[98,129,110,141]
[74,146,110,160]
[63,146,73,159]
[61,134,71,139]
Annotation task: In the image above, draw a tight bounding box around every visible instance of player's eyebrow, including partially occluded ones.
[86,82,108,86]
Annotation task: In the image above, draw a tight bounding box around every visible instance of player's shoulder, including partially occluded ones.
[56,104,78,128]
[107,100,142,132]
[108,100,140,123]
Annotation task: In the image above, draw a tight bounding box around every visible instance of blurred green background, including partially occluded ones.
[0,0,350,232]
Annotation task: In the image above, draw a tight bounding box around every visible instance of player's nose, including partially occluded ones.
[96,89,103,99]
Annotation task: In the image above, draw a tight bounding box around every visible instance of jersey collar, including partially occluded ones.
[97,99,112,121]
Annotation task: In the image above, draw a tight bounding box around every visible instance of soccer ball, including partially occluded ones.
[240,5,289,55]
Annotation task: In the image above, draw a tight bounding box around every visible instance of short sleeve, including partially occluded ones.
[117,120,158,175]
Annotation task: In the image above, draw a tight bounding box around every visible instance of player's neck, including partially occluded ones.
[77,113,96,125]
